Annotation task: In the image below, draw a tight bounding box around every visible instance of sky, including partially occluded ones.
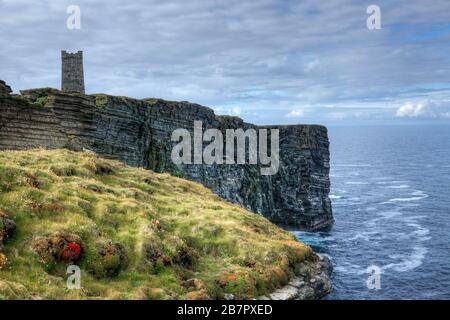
[1,0,450,125]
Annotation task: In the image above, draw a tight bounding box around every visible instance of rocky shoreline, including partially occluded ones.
[259,254,333,300]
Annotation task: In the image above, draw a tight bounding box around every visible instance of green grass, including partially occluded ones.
[92,94,109,108]
[31,96,49,107]
[0,149,313,300]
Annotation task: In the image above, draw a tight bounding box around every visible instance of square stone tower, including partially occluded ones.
[61,50,85,94]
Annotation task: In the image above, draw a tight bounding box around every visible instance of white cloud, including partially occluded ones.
[304,59,320,73]
[326,112,347,120]
[286,109,304,118]
[395,101,450,120]
[395,102,425,118]
[231,106,241,116]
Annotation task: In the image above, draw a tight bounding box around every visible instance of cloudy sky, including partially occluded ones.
[1,0,450,125]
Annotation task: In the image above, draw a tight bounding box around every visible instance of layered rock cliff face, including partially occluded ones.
[0,81,333,230]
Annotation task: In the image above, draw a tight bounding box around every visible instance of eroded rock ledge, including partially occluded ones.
[260,255,333,300]
[0,81,333,230]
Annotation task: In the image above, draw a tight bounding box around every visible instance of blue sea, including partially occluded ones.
[294,124,450,300]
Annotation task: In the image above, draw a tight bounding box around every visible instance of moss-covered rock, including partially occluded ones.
[32,232,83,265]
[0,210,16,244]
[87,240,127,278]
[31,96,49,107]
[0,211,16,270]
[92,94,109,108]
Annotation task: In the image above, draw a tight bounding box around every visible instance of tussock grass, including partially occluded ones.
[0,149,313,300]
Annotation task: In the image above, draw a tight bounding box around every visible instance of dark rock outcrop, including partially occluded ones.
[259,254,333,300]
[0,210,16,269]
[0,81,12,97]
[89,240,127,278]
[0,81,333,230]
[0,210,16,255]
[32,232,83,264]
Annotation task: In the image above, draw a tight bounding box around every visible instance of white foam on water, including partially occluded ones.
[345,181,369,185]
[407,223,431,239]
[376,180,409,185]
[380,214,430,273]
[402,203,421,208]
[329,194,342,200]
[387,185,410,189]
[393,232,409,241]
[382,246,428,272]
[332,189,348,194]
[346,233,369,242]
[334,262,366,275]
[346,230,381,242]
[372,177,393,181]
[381,190,428,204]
[333,265,349,273]
[335,164,372,167]
[403,215,427,223]
[365,218,379,228]
[377,211,403,219]
[384,197,419,203]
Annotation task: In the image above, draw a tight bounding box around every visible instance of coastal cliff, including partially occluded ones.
[0,81,333,230]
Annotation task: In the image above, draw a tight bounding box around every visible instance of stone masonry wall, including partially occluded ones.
[61,51,85,94]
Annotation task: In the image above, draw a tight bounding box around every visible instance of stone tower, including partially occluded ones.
[61,50,85,94]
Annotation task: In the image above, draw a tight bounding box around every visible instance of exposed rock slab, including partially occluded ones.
[259,254,333,300]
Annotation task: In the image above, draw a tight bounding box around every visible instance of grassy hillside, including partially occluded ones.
[0,149,313,300]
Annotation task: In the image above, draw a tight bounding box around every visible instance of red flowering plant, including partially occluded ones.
[61,242,82,263]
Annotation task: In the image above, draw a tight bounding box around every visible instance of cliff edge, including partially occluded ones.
[0,81,333,230]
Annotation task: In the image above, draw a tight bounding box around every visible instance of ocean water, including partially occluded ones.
[294,124,450,300]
